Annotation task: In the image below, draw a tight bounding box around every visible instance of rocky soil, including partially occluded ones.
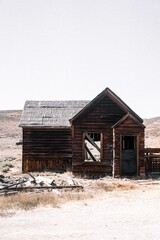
[144,116,160,147]
[0,111,22,174]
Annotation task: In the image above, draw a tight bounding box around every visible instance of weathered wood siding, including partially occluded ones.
[145,148,160,173]
[113,116,144,177]
[72,95,126,176]
[22,128,72,172]
[21,91,145,177]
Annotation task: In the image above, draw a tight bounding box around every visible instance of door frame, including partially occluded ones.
[120,134,139,176]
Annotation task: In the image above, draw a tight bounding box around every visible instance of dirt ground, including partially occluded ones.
[0,186,160,240]
[0,111,22,174]
[0,111,160,240]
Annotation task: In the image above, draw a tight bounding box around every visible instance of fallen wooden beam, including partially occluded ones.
[85,144,97,162]
[9,185,82,189]
[0,185,83,194]
[85,132,100,152]
[0,179,28,190]
[28,173,37,183]
[0,191,18,196]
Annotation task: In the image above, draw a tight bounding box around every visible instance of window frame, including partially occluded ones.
[82,131,103,162]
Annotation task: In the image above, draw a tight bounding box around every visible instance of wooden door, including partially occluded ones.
[121,136,137,175]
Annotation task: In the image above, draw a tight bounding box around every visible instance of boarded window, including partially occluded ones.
[83,132,102,162]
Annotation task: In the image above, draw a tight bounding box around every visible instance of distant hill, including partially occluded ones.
[143,116,160,148]
[143,116,160,127]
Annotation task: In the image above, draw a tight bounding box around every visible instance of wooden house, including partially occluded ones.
[20,88,145,177]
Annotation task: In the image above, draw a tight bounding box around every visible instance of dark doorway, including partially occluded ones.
[121,136,137,175]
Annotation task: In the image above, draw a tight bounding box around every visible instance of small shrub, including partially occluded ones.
[112,181,137,190]
[61,191,94,203]
[2,167,10,173]
[3,163,14,168]
[2,163,14,173]
[92,181,114,191]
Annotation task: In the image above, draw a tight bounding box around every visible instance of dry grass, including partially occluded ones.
[92,180,138,192]
[0,189,94,216]
[0,179,140,216]
[63,191,94,202]
[0,192,59,213]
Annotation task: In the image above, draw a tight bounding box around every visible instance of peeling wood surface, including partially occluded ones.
[22,128,72,172]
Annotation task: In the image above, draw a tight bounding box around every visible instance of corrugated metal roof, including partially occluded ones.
[20,100,89,127]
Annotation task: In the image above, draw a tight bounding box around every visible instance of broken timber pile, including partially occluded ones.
[0,174,83,196]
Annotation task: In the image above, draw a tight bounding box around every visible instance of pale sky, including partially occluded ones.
[0,0,160,118]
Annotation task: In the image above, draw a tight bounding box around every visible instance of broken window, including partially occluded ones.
[83,132,102,162]
[122,136,135,150]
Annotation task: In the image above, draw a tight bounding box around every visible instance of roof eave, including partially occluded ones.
[107,88,143,123]
[70,87,143,123]
[70,88,108,123]
[19,125,71,129]
[112,113,146,129]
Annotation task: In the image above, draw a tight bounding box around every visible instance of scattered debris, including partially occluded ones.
[0,174,83,196]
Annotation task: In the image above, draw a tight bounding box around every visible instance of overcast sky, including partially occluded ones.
[0,0,160,118]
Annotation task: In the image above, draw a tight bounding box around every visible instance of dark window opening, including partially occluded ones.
[88,133,100,141]
[122,136,135,150]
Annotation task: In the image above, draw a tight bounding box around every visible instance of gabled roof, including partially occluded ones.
[112,113,145,129]
[20,100,89,128]
[70,87,143,123]
[20,88,143,128]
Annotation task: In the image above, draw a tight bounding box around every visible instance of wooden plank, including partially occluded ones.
[145,155,160,159]
[1,179,28,190]
[0,185,83,192]
[85,144,97,162]
[85,132,100,152]
[22,128,72,172]
[144,148,160,153]
[0,191,18,196]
